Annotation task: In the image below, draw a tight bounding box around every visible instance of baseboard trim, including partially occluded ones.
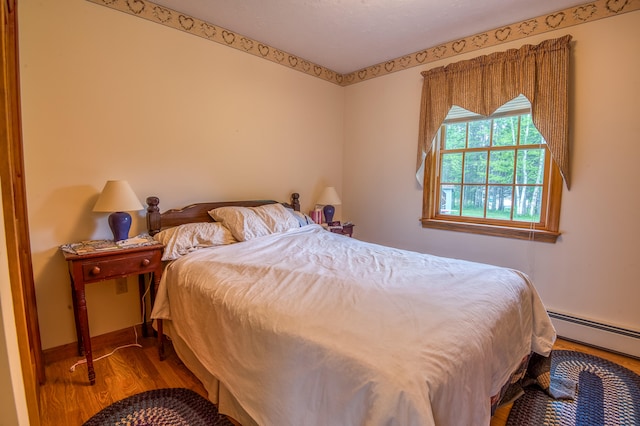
[43,323,153,364]
[548,310,640,359]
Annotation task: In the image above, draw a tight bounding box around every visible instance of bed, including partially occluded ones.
[147,193,556,426]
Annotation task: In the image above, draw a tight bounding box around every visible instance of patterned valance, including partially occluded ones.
[417,35,572,188]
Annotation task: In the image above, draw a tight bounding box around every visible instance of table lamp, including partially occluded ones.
[317,186,342,223]
[93,180,143,241]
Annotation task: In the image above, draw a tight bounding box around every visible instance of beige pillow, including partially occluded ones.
[153,222,237,260]
[208,203,300,241]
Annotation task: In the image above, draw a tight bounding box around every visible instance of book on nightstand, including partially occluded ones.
[61,234,158,255]
[327,221,343,231]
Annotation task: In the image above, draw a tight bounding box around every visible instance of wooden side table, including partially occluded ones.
[329,223,355,237]
[62,243,163,385]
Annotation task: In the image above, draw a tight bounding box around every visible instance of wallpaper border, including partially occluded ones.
[86,0,639,86]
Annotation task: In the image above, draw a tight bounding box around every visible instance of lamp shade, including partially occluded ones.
[93,180,143,213]
[316,186,342,206]
[93,180,143,241]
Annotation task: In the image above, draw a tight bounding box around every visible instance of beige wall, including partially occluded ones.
[19,0,344,349]
[16,0,640,356]
[344,11,640,349]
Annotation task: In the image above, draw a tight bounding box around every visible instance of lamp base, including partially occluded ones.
[323,204,335,223]
[108,211,132,242]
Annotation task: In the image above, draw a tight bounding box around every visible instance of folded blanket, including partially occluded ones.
[526,352,577,400]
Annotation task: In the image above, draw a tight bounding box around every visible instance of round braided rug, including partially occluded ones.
[83,388,234,426]
[506,350,640,426]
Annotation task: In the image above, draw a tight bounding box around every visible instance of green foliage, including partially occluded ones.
[444,123,466,149]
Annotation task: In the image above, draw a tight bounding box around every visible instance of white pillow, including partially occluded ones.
[208,203,301,241]
[153,222,237,260]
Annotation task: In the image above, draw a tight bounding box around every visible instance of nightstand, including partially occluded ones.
[329,223,355,237]
[62,243,163,385]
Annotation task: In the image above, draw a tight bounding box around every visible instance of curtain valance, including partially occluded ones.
[417,35,572,188]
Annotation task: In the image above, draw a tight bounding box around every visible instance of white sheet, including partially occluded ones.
[152,224,555,425]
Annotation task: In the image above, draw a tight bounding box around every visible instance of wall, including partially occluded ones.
[344,11,640,350]
[19,0,344,349]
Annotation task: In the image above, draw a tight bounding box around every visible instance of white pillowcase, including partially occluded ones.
[208,203,301,241]
[153,222,237,260]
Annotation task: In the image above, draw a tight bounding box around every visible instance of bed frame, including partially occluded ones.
[146,192,300,235]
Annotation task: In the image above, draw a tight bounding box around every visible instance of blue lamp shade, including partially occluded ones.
[93,180,143,241]
[316,186,342,223]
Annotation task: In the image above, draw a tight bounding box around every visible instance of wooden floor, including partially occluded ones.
[40,326,639,426]
[39,326,209,426]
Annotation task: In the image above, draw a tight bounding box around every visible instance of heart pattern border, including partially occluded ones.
[88,0,638,86]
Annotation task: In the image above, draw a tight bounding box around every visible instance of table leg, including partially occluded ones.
[75,286,95,385]
[69,273,84,356]
[152,271,165,360]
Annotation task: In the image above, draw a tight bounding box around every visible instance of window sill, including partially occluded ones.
[420,219,560,243]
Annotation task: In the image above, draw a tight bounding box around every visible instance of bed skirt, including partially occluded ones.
[163,321,258,426]
[163,319,533,424]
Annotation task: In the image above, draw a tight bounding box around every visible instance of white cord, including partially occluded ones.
[140,278,151,326]
[69,321,143,373]
[69,277,154,373]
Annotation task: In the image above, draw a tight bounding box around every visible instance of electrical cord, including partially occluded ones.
[69,278,152,373]
[69,326,142,372]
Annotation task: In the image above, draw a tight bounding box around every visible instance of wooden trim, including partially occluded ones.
[0,0,42,424]
[420,219,560,243]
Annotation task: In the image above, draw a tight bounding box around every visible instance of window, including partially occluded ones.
[416,36,571,243]
[423,100,562,242]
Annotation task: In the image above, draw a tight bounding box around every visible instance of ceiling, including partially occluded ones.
[150,0,587,74]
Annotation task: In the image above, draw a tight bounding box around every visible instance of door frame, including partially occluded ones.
[1,0,43,424]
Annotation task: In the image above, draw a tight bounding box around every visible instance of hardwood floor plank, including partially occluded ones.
[40,326,638,426]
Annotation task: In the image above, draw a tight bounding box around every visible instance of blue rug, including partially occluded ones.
[83,388,234,426]
[506,350,640,425]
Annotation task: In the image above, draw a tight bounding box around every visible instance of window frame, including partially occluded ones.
[421,109,563,243]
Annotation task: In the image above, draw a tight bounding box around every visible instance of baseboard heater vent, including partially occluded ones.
[547,311,640,359]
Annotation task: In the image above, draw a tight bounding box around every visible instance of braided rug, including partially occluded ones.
[83,388,234,426]
[507,350,640,426]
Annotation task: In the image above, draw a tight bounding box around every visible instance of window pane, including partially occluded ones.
[461,185,485,217]
[486,186,512,219]
[513,186,542,222]
[439,185,460,215]
[463,151,487,184]
[467,120,491,148]
[441,153,462,183]
[492,116,518,147]
[488,151,514,184]
[519,114,545,146]
[444,123,467,149]
[516,148,545,185]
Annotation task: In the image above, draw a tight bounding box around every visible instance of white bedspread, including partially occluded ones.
[152,225,555,425]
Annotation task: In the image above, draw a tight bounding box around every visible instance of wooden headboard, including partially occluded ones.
[146,193,300,235]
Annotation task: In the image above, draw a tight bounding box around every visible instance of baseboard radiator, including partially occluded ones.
[547,311,640,359]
